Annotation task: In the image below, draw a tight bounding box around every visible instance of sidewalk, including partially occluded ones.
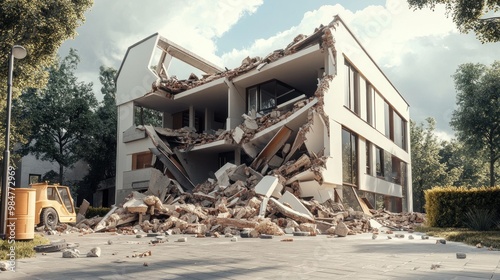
[3,230,500,279]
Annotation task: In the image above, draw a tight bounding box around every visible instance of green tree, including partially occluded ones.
[439,139,489,187]
[78,66,117,203]
[18,49,98,184]
[0,0,93,160]
[407,0,500,42]
[411,118,449,212]
[450,61,500,187]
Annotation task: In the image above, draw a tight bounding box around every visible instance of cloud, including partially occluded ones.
[59,0,263,96]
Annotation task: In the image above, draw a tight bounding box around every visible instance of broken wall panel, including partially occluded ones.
[150,148,195,192]
[278,191,314,219]
[298,180,335,203]
[304,111,328,157]
[250,125,292,170]
[254,175,283,198]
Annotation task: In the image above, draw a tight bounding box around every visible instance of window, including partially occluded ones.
[344,62,359,114]
[375,146,384,177]
[393,111,407,150]
[366,83,375,126]
[132,152,153,170]
[134,105,163,127]
[366,142,372,175]
[384,150,393,182]
[381,99,408,151]
[384,101,391,138]
[29,174,41,184]
[342,128,358,185]
[246,80,303,114]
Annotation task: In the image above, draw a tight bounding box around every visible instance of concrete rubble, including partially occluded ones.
[74,22,426,239]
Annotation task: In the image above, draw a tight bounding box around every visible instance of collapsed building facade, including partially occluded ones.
[113,15,412,222]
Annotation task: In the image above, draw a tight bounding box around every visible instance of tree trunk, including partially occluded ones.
[59,163,64,184]
[490,145,496,187]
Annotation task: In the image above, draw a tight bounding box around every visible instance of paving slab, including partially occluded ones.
[1,230,499,279]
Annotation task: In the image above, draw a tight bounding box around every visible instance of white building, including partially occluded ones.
[115,16,412,212]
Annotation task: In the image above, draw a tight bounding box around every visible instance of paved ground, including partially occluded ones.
[2,230,500,279]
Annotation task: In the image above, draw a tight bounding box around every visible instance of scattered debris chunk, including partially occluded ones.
[456,253,466,259]
[87,247,101,257]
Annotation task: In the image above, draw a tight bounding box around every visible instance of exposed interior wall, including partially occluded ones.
[226,80,245,130]
[175,151,221,185]
[116,34,159,106]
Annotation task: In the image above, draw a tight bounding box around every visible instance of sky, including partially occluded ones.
[58,0,500,140]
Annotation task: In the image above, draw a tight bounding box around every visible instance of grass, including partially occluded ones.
[416,226,500,249]
[0,234,50,260]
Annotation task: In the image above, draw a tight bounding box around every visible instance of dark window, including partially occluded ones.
[29,174,41,184]
[384,101,391,138]
[384,150,393,182]
[393,111,407,150]
[366,142,372,175]
[132,152,153,170]
[344,62,359,114]
[246,80,303,114]
[342,128,358,185]
[366,83,374,126]
[375,146,384,177]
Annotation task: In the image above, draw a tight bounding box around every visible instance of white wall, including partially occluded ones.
[323,22,411,209]
[16,154,88,187]
[116,34,159,106]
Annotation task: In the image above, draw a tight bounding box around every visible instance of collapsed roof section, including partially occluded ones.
[149,21,337,98]
[140,74,341,209]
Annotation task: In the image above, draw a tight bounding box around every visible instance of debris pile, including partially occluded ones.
[76,162,424,237]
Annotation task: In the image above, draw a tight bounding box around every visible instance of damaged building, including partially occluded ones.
[112,15,412,221]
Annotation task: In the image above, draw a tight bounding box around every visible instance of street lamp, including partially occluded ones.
[0,45,27,239]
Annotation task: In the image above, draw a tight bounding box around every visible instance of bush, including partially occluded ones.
[464,208,498,231]
[84,207,111,218]
[0,234,49,260]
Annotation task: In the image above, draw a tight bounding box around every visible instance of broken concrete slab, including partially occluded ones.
[304,111,327,157]
[216,218,259,229]
[269,198,314,223]
[94,206,118,232]
[232,126,245,144]
[150,147,195,192]
[334,221,349,237]
[146,168,171,202]
[258,197,269,217]
[87,247,101,257]
[215,162,237,187]
[278,191,313,219]
[254,175,283,198]
[250,125,292,170]
[297,180,334,203]
[77,199,90,222]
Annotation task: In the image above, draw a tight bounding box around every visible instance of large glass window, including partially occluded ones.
[366,83,375,126]
[247,87,258,113]
[246,80,303,114]
[366,141,372,175]
[384,101,391,138]
[132,152,153,170]
[375,146,384,177]
[384,150,393,182]
[342,128,358,185]
[344,62,359,114]
[393,111,407,150]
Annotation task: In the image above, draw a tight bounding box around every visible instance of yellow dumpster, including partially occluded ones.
[7,188,36,240]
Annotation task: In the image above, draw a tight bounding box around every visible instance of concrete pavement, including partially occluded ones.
[2,230,500,279]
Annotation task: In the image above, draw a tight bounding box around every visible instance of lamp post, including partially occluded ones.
[0,45,27,240]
